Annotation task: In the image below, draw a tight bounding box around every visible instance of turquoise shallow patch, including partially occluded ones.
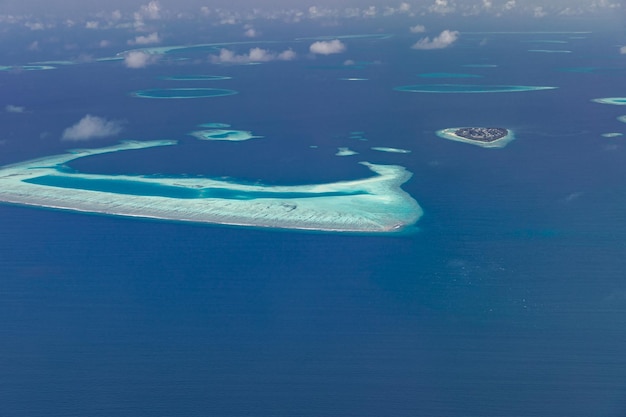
[528,49,572,53]
[593,98,626,105]
[24,175,367,200]
[161,75,232,81]
[394,84,556,93]
[0,65,56,71]
[462,64,498,68]
[189,129,259,141]
[418,73,482,79]
[199,122,231,128]
[132,88,238,99]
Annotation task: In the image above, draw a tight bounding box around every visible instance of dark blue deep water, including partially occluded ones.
[2,20,626,416]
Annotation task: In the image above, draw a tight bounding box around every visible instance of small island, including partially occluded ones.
[436,127,515,148]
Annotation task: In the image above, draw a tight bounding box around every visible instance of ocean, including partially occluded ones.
[1,18,626,416]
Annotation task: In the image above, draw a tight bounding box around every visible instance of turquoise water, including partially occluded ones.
[23,175,368,200]
[394,84,557,93]
[3,23,626,417]
[594,98,626,105]
[161,75,232,81]
[132,88,238,99]
[417,72,482,78]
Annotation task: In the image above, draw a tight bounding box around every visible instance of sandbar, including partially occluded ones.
[436,127,515,148]
[336,147,358,156]
[0,141,422,234]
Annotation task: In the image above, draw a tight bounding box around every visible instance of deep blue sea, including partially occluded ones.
[2,18,626,416]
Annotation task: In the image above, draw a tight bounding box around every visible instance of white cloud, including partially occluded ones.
[362,6,377,17]
[429,0,455,14]
[620,46,626,54]
[412,30,459,50]
[277,49,296,61]
[211,47,296,64]
[533,6,547,17]
[5,105,25,113]
[85,21,99,29]
[135,1,161,20]
[123,51,159,68]
[309,39,346,55]
[99,40,111,48]
[410,24,426,33]
[128,32,161,45]
[28,41,39,51]
[61,115,123,141]
[25,21,44,30]
[244,27,258,38]
[504,0,516,10]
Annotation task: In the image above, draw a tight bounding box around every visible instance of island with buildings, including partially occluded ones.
[436,127,515,148]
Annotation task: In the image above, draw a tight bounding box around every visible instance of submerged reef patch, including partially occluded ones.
[371,147,411,154]
[336,147,358,156]
[132,88,238,99]
[394,84,556,93]
[161,75,232,81]
[593,98,626,106]
[0,65,56,71]
[189,128,261,141]
[417,73,482,78]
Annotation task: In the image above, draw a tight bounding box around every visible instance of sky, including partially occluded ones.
[0,0,623,18]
